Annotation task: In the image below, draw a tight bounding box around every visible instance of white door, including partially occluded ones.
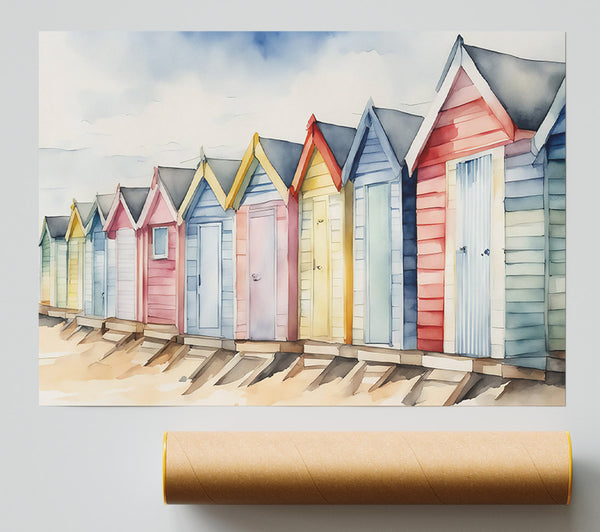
[197,223,222,332]
[116,227,137,320]
[456,154,492,357]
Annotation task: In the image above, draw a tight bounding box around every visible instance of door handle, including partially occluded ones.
[198,273,201,286]
[458,246,467,253]
[316,218,325,225]
[315,265,323,271]
[481,248,490,256]
[251,273,261,281]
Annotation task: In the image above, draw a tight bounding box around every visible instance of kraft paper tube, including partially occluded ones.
[163,431,572,505]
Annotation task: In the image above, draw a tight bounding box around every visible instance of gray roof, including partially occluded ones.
[157,166,196,210]
[258,137,304,187]
[75,201,95,226]
[45,216,70,239]
[206,158,241,196]
[373,107,425,163]
[437,37,565,132]
[315,121,356,168]
[120,187,149,223]
[96,193,115,220]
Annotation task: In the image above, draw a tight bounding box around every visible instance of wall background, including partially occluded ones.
[2,1,599,530]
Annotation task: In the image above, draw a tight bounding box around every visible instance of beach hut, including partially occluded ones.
[404,36,565,368]
[341,101,424,348]
[39,215,70,308]
[103,185,149,321]
[227,133,303,341]
[136,166,196,331]
[82,193,117,317]
[179,153,240,338]
[289,115,356,344]
[65,200,95,310]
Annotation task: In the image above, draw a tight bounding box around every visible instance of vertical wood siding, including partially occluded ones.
[298,148,351,343]
[116,227,137,320]
[186,184,235,338]
[417,67,511,353]
[351,127,415,348]
[545,107,566,353]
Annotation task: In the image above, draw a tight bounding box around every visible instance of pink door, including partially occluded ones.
[248,208,276,340]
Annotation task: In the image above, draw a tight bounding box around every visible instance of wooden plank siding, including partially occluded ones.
[351,127,417,348]
[40,232,51,304]
[55,239,68,308]
[185,183,235,339]
[298,148,352,343]
[416,67,512,354]
[503,137,547,366]
[234,163,298,341]
[545,107,566,353]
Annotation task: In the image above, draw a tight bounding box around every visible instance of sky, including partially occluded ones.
[38,31,565,222]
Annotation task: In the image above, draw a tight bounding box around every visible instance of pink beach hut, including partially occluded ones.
[226,133,303,341]
[136,166,196,332]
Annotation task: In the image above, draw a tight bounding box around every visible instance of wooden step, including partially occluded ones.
[246,353,301,387]
[179,335,236,351]
[306,356,359,391]
[235,340,303,354]
[183,349,236,395]
[76,316,106,329]
[104,318,144,334]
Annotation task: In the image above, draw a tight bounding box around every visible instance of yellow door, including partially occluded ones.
[67,238,81,309]
[312,198,329,337]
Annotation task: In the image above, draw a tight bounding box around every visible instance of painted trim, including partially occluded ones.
[532,80,566,155]
[342,101,402,185]
[65,201,86,242]
[152,226,169,259]
[103,185,138,234]
[226,133,289,209]
[406,42,516,174]
[290,115,345,195]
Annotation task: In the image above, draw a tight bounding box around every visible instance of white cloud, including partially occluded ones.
[39,31,565,222]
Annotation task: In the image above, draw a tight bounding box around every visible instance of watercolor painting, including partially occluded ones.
[39,31,565,405]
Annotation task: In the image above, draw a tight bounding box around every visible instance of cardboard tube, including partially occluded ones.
[163,431,572,505]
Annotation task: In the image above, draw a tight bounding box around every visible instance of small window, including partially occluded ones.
[153,227,168,259]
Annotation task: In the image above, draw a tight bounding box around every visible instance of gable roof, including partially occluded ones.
[313,121,356,168]
[405,35,566,173]
[462,44,565,132]
[226,133,303,209]
[291,115,357,195]
[41,215,69,241]
[157,166,196,211]
[206,158,240,196]
[179,154,242,218]
[96,193,115,223]
[75,201,96,228]
[258,137,303,187]
[120,187,149,223]
[341,100,423,184]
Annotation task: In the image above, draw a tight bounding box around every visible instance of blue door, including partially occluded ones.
[366,183,392,344]
[456,154,492,357]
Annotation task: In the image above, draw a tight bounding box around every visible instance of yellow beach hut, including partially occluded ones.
[289,115,356,344]
[65,200,94,310]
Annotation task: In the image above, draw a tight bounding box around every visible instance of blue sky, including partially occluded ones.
[39,31,565,222]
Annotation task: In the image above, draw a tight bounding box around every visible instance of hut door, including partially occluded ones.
[116,227,137,321]
[366,183,392,344]
[456,154,492,357]
[93,233,106,316]
[312,198,329,337]
[197,223,221,332]
[248,209,276,340]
